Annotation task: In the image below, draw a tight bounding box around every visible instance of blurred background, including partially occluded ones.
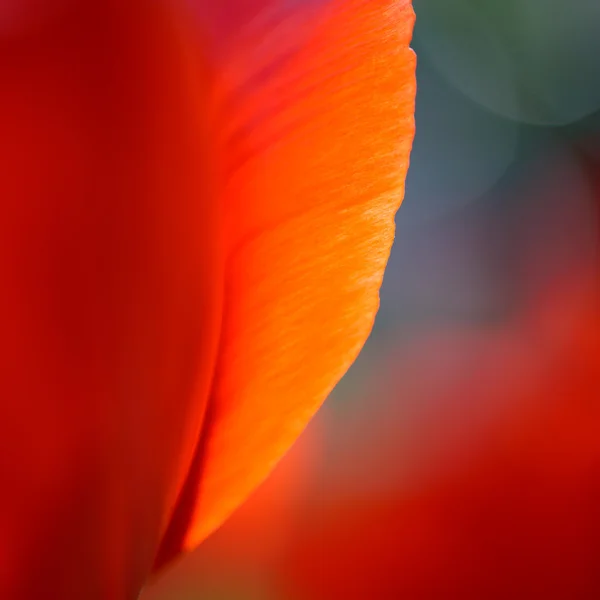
[145,0,600,597]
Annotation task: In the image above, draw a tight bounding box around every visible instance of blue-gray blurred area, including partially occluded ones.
[373,0,600,331]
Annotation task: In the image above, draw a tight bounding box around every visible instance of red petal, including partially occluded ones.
[0,2,221,597]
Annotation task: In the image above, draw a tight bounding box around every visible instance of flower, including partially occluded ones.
[0,1,416,598]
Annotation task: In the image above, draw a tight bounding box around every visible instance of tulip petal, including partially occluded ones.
[156,0,416,566]
[1,2,221,597]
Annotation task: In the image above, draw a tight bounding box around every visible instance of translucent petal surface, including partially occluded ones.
[155,0,416,564]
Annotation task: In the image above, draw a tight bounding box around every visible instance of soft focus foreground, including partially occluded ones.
[145,0,600,599]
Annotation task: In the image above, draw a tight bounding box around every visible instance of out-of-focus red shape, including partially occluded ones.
[0,0,416,598]
[278,154,600,599]
[1,3,221,598]
[283,297,600,599]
